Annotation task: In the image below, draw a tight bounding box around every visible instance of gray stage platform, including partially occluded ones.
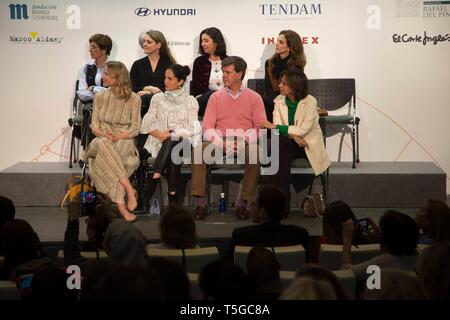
[0,161,446,208]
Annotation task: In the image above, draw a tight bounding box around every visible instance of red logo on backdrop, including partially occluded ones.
[261,36,319,45]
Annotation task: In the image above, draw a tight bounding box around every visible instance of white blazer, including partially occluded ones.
[273,94,331,175]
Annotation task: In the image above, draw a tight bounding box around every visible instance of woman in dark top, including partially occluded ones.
[130,30,176,109]
[191,27,227,118]
[263,30,306,122]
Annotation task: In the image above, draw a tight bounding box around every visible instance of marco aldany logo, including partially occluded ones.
[9,31,63,44]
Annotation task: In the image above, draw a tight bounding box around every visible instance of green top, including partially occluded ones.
[276,97,298,136]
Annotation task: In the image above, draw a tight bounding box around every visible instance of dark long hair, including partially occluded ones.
[198,27,227,59]
[270,30,306,70]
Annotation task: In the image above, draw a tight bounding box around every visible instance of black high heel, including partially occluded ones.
[143,178,159,207]
[167,192,178,205]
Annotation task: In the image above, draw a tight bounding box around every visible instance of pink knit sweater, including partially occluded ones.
[202,87,267,144]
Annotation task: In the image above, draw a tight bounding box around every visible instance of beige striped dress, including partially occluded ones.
[83,89,141,203]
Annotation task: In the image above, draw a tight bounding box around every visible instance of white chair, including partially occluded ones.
[279,271,296,290]
[57,249,108,266]
[0,281,19,300]
[147,247,220,274]
[333,269,356,299]
[234,244,306,272]
[319,243,381,270]
[187,273,203,300]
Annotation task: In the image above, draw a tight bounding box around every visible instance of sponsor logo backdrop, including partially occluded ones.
[1,0,449,191]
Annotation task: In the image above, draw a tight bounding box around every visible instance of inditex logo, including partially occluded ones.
[134,6,196,16]
[259,3,322,15]
[261,36,319,45]
[9,3,29,19]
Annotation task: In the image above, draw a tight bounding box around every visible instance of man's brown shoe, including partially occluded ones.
[235,206,250,220]
[193,206,209,220]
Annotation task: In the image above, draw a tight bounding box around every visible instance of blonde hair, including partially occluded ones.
[279,277,337,300]
[105,61,132,100]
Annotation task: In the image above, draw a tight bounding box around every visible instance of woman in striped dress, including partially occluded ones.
[84,61,141,222]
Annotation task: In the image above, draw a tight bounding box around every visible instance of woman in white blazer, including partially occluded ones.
[262,68,330,205]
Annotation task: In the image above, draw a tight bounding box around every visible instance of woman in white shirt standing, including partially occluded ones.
[140,64,200,206]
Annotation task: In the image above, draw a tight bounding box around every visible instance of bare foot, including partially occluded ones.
[127,189,138,212]
[118,203,137,222]
[123,212,137,222]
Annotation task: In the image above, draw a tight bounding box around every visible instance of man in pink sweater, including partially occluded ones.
[191,56,267,220]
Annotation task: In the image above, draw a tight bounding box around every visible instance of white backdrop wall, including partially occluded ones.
[1,0,449,191]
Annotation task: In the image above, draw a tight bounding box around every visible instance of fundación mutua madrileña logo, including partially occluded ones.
[9,3,59,21]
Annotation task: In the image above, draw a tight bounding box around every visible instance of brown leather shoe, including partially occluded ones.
[235,206,250,220]
[193,206,209,220]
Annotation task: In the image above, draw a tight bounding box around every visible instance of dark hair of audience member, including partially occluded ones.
[256,185,286,222]
[417,242,450,300]
[363,269,428,300]
[30,266,79,300]
[0,195,15,225]
[379,210,419,255]
[0,219,45,280]
[322,200,370,245]
[79,260,117,300]
[148,257,190,300]
[0,195,16,256]
[296,264,348,300]
[93,265,163,300]
[417,199,450,243]
[159,205,199,249]
[322,201,356,244]
[246,247,281,300]
[199,259,256,300]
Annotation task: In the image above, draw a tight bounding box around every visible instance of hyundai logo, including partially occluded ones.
[135,7,151,16]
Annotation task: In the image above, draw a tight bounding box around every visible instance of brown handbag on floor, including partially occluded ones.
[301,193,326,217]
